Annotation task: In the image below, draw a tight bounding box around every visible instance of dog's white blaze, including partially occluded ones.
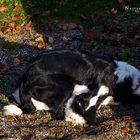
[3,104,23,115]
[65,84,89,124]
[73,84,89,95]
[65,96,86,124]
[85,85,109,111]
[31,98,51,111]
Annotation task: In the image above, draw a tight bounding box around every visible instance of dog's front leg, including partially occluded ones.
[20,91,36,114]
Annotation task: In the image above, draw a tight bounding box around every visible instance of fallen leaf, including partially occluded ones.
[0,4,8,12]
[6,115,15,122]
[1,26,12,34]
[42,117,53,123]
[35,35,44,42]
[37,41,46,49]
[13,3,20,11]
[121,126,131,133]
[0,129,8,138]
[24,21,32,30]
[84,29,101,40]
[49,128,62,137]
[7,21,15,28]
[12,14,21,21]
[35,35,46,48]
[101,124,111,131]
[5,38,15,43]
[13,58,21,66]
[12,25,22,34]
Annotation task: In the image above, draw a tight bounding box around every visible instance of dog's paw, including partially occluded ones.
[3,104,23,115]
[98,96,120,109]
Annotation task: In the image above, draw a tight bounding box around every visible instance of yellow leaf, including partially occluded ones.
[35,35,44,42]
[5,38,15,43]
[37,41,46,49]
[0,4,8,12]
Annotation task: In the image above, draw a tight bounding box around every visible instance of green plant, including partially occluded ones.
[117,50,135,60]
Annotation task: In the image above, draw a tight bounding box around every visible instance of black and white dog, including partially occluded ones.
[3,49,140,125]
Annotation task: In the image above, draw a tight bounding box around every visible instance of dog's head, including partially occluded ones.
[71,91,97,125]
[65,85,109,125]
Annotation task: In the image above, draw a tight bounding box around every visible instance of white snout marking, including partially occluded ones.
[85,85,109,111]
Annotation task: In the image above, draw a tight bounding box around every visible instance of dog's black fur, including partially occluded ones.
[7,49,140,124]
[17,49,116,120]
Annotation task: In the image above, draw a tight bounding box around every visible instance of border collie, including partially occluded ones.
[2,49,140,125]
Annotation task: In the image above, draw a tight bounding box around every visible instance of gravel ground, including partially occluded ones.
[0,12,140,139]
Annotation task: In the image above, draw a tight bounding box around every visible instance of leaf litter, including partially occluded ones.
[0,9,140,140]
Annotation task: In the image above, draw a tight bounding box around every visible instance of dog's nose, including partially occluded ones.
[84,106,97,125]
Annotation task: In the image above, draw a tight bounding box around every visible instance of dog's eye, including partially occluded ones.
[76,97,85,108]
[78,102,83,108]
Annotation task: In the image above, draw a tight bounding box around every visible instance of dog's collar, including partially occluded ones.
[134,78,140,91]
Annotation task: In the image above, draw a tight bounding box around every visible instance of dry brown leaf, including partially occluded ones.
[5,38,15,43]
[121,126,131,133]
[101,124,111,131]
[6,115,15,122]
[7,21,16,28]
[12,14,21,21]
[13,58,21,66]
[12,25,22,34]
[0,129,8,137]
[37,41,46,49]
[24,21,32,30]
[0,4,8,12]
[42,117,53,123]
[1,26,12,34]
[13,3,20,11]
